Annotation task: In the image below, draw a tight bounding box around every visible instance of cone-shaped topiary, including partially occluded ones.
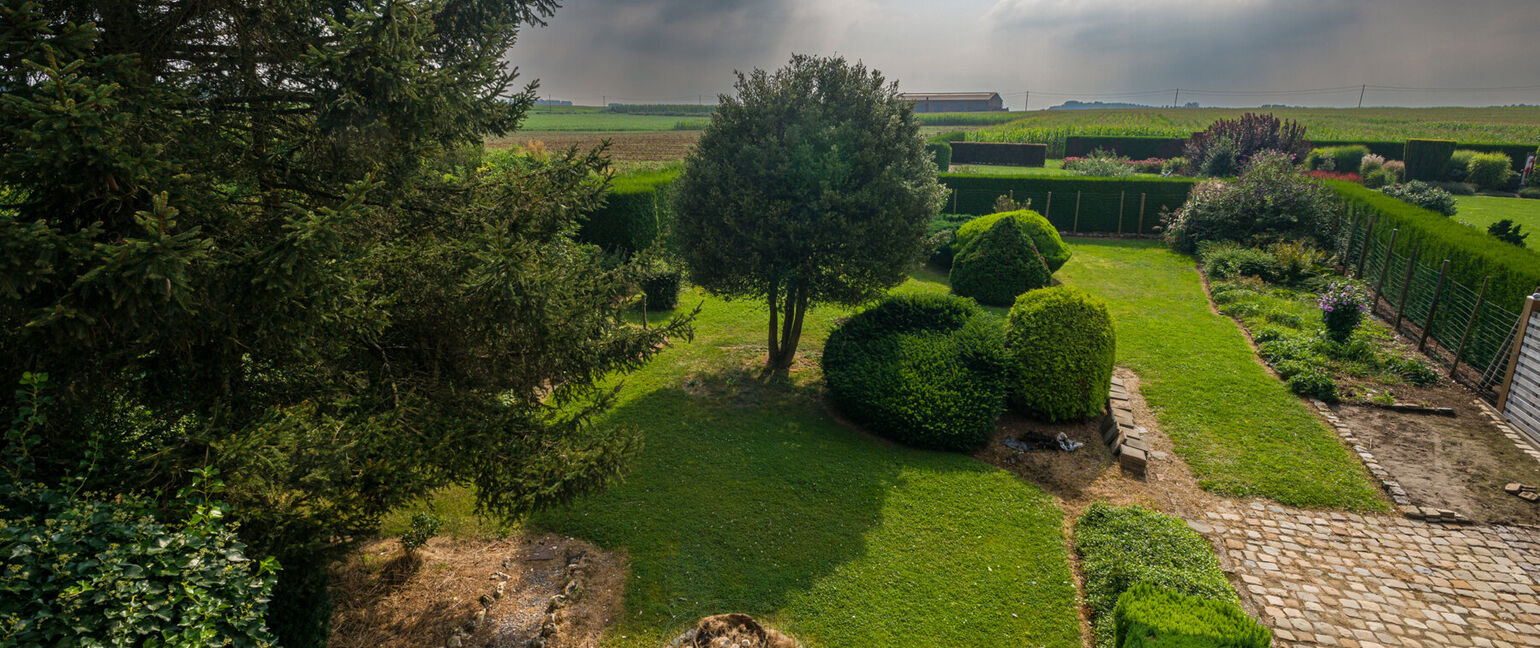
[953,210,1071,272]
[950,217,1052,306]
[1006,285,1116,421]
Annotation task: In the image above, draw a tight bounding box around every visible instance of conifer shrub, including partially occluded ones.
[1404,139,1456,181]
[1113,583,1273,648]
[1005,286,1116,422]
[822,294,1012,451]
[950,217,1052,306]
[952,209,1071,272]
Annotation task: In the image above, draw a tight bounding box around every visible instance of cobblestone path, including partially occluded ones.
[1189,501,1540,648]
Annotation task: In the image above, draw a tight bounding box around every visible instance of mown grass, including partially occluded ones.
[1056,239,1387,511]
[521,290,1080,648]
[1454,194,1540,235]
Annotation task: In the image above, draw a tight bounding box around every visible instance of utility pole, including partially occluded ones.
[1023,90,1029,111]
[1174,88,1179,107]
[602,95,606,107]
[1358,84,1365,108]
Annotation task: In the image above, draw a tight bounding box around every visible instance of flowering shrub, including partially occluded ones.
[1307,170,1362,183]
[1318,282,1368,341]
[1184,113,1310,174]
[1381,180,1456,216]
[1360,154,1386,175]
[1062,154,1169,177]
[1382,160,1406,182]
[1162,150,1336,253]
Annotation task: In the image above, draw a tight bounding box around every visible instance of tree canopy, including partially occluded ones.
[0,1,690,643]
[672,54,946,369]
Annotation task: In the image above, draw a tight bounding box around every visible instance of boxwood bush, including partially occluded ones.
[1076,504,1243,648]
[1114,583,1272,648]
[1005,286,1116,422]
[953,209,1071,272]
[950,217,1052,306]
[822,294,1012,450]
[0,483,277,647]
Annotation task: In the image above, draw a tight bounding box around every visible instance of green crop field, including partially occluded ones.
[518,105,1023,133]
[970,106,1540,156]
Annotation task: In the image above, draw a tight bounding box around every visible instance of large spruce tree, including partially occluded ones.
[0,2,690,643]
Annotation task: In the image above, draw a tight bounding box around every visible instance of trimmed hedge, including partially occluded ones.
[939,174,1196,234]
[1328,180,1540,311]
[954,210,1071,272]
[1005,286,1115,421]
[1114,583,1272,648]
[1404,138,1456,181]
[1076,504,1243,648]
[580,171,675,256]
[1064,136,1187,160]
[950,217,1051,306]
[926,141,952,171]
[822,294,1012,451]
[950,141,1048,167]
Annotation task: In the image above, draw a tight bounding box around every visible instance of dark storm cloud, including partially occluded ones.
[509,0,1540,108]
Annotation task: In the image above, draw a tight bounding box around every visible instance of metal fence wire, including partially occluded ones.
[946,189,1172,235]
[1335,207,1524,400]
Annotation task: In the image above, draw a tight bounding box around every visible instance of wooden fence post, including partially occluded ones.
[1343,211,1360,267]
[1451,276,1490,375]
[1497,295,1540,412]
[1118,191,1125,235]
[1045,191,1053,221]
[1394,243,1420,332]
[1372,228,1398,313]
[1355,215,1377,279]
[1138,193,1147,234]
[1418,259,1451,351]
[1073,191,1081,233]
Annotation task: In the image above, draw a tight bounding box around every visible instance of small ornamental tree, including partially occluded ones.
[673,55,947,369]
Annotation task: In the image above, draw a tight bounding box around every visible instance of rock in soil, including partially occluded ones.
[671,614,800,648]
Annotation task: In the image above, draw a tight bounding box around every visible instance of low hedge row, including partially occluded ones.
[950,141,1047,167]
[579,170,676,257]
[1327,180,1540,312]
[939,174,1197,235]
[1076,504,1248,648]
[822,294,1012,451]
[1064,136,1188,160]
[1114,583,1272,648]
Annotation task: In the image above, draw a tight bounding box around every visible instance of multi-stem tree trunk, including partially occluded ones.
[766,281,809,370]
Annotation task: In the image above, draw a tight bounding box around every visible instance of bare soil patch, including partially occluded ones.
[489,131,698,168]
[330,533,626,648]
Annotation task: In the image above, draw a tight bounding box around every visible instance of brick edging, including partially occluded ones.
[1309,399,1474,525]
[1473,399,1540,466]
[1100,376,1147,479]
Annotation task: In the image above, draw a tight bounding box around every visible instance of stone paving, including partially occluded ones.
[1189,501,1540,648]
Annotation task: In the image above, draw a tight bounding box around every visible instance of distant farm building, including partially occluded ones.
[900,92,1004,113]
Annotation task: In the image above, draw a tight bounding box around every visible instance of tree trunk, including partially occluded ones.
[771,284,807,370]
[766,282,780,365]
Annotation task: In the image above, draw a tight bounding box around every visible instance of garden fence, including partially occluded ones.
[1496,296,1540,443]
[944,188,1167,236]
[1334,204,1530,402]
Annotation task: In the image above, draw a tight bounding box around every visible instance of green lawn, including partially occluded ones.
[1055,239,1386,511]
[1454,194,1540,235]
[521,109,706,131]
[948,160,1074,177]
[526,290,1080,648]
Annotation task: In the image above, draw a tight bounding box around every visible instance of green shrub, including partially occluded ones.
[638,257,683,310]
[1466,151,1515,189]
[1005,286,1116,422]
[1360,153,1386,175]
[1519,187,1540,199]
[1447,149,1478,181]
[1488,219,1529,248]
[1304,148,1335,172]
[581,171,674,256]
[953,209,1071,272]
[400,512,442,552]
[1113,583,1272,648]
[1381,180,1457,216]
[822,294,1012,451]
[1363,168,1393,189]
[1198,242,1283,282]
[926,141,952,171]
[1404,138,1456,181]
[1076,504,1240,648]
[1308,145,1369,173]
[1388,356,1440,386]
[1287,366,1338,402]
[950,216,1052,306]
[1065,149,1136,177]
[0,484,277,647]
[925,213,974,267]
[1164,152,1336,253]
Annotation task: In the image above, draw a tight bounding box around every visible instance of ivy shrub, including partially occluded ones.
[822,294,1012,451]
[952,209,1071,272]
[1076,504,1242,648]
[950,216,1052,306]
[1113,583,1272,648]
[1005,286,1116,422]
[0,484,277,647]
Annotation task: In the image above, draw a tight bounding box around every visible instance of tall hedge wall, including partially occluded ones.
[950,142,1047,167]
[939,174,1196,235]
[1311,139,1535,169]
[1404,139,1456,181]
[1064,136,1188,160]
[1328,180,1540,311]
[579,171,674,256]
[926,142,952,171]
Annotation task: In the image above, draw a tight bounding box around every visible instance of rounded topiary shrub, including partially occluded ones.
[953,210,1071,272]
[950,216,1051,306]
[1005,286,1116,422]
[823,293,1012,451]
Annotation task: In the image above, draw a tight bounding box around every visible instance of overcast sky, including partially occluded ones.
[506,0,1540,109]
